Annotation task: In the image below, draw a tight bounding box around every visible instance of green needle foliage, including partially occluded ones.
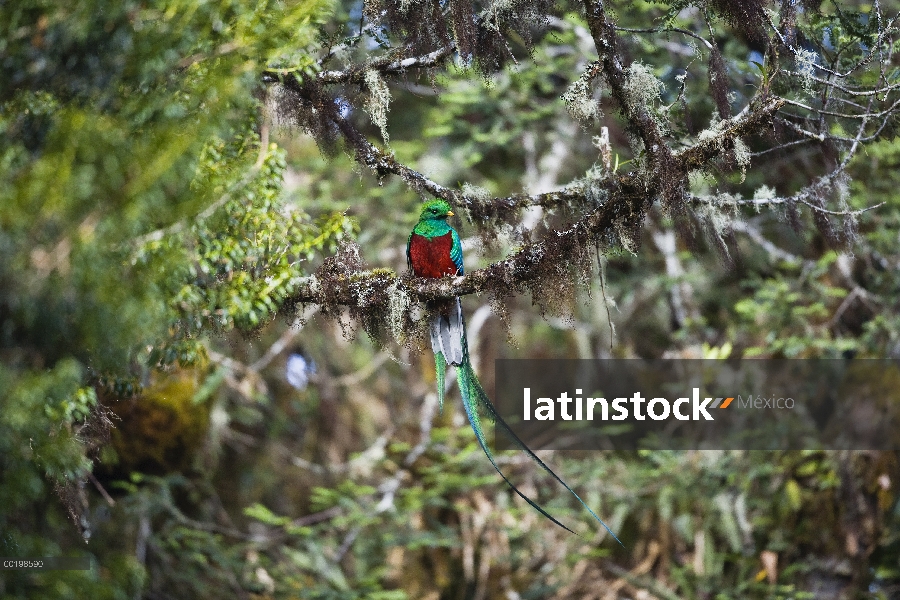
[0,0,352,595]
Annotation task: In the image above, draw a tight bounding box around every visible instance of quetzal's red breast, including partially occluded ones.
[408,232,459,278]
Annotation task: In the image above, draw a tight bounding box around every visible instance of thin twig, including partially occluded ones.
[88,471,116,507]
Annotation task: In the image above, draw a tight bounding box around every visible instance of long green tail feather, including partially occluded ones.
[457,351,623,545]
[434,351,447,413]
[457,357,576,535]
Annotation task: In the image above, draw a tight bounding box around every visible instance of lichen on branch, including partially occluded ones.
[264,0,892,331]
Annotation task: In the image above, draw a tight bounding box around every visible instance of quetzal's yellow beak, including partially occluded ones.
[447,210,454,216]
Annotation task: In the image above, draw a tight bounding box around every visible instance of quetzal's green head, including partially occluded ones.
[418,199,454,221]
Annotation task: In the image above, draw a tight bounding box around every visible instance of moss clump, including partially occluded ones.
[100,370,210,478]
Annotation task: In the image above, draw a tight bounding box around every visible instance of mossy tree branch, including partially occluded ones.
[289,176,644,310]
[265,0,894,314]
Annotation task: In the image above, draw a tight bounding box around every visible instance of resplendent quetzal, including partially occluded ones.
[407,199,620,541]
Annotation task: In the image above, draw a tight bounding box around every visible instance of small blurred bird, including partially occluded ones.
[286,350,316,391]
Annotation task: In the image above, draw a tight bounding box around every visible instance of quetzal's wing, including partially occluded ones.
[431,227,464,373]
[406,231,413,273]
[450,228,463,275]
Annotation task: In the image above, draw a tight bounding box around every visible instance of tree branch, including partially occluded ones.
[287,182,644,308]
[263,3,887,317]
[312,43,456,84]
[581,0,672,165]
[677,96,786,171]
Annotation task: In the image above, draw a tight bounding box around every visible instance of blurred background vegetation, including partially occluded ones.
[2,0,900,598]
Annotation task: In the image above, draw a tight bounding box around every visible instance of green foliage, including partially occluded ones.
[722,138,900,359]
[733,254,855,357]
[0,0,350,596]
[421,18,587,177]
[147,137,356,344]
[0,359,145,598]
[2,0,900,598]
